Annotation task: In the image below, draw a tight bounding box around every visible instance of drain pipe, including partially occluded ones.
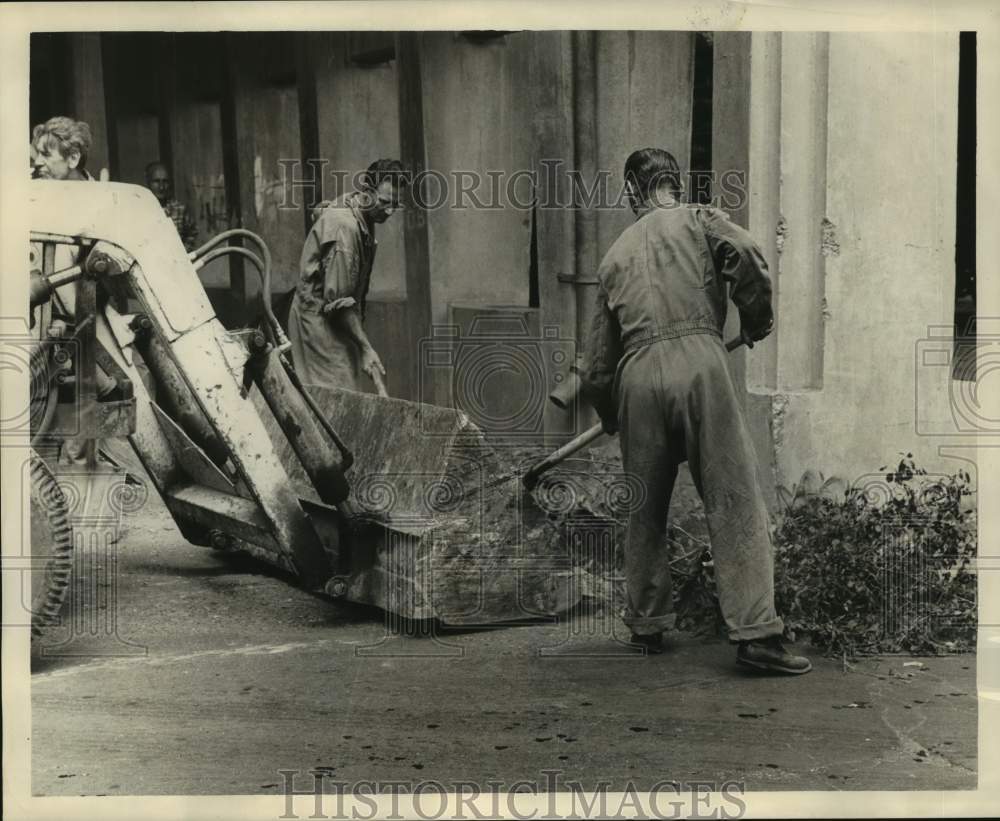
[571,30,600,342]
[550,32,600,414]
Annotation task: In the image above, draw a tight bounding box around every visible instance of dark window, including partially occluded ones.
[953,31,976,380]
[348,32,396,67]
[528,203,539,309]
[688,32,714,205]
[29,33,72,131]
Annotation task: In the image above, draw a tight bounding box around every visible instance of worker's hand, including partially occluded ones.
[597,411,619,436]
[321,296,357,316]
[740,318,774,349]
[581,383,619,436]
[360,347,386,380]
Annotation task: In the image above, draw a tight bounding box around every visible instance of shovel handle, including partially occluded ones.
[370,369,389,398]
[522,424,605,490]
[523,335,745,489]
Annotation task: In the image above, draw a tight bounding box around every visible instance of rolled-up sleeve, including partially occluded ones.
[311,215,361,311]
[321,245,360,307]
[580,279,623,428]
[698,208,773,338]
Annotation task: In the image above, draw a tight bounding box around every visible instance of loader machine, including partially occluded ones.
[24,181,580,643]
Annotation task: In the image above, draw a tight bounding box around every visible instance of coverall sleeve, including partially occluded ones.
[314,218,362,311]
[321,245,361,310]
[698,208,774,340]
[580,279,623,432]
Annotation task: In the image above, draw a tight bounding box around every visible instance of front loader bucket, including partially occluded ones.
[253,387,581,625]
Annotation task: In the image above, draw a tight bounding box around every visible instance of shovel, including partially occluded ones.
[521,424,606,490]
[522,335,745,490]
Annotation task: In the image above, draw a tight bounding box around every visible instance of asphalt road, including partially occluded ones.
[30,490,977,796]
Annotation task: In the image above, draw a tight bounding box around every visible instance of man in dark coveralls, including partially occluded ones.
[288,159,406,393]
[581,148,811,674]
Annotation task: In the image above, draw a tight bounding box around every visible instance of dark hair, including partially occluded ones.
[623,148,683,203]
[145,161,169,180]
[361,158,408,191]
[31,116,92,170]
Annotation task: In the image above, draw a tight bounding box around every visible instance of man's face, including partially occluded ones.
[147,166,171,203]
[368,179,403,224]
[32,139,79,180]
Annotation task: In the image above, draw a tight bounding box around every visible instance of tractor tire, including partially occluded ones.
[29,448,74,642]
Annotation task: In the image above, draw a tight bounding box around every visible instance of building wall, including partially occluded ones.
[747,31,962,489]
[421,32,536,325]
[314,33,406,299]
[172,100,229,287]
[159,34,232,290]
[115,113,159,187]
[67,34,110,178]
[592,31,694,256]
[246,81,302,296]
[38,30,968,488]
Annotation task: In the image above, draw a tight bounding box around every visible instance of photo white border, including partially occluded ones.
[3,1,998,818]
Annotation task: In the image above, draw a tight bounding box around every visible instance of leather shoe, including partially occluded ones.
[629,632,667,655]
[737,635,812,675]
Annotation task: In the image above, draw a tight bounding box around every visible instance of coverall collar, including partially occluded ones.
[633,195,682,221]
[345,190,373,239]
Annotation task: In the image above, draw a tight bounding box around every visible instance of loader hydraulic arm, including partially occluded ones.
[28,180,576,633]
[28,182,352,594]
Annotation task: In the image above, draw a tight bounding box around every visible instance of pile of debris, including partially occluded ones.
[508,441,714,627]
[258,386,714,627]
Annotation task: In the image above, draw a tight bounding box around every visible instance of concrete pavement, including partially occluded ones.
[30,492,977,796]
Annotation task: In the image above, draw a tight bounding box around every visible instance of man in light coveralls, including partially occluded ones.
[581,147,811,674]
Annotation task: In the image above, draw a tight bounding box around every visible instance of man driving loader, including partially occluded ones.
[580,148,811,674]
[30,116,121,465]
[287,159,407,395]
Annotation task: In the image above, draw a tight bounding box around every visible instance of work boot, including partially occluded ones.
[736,635,812,675]
[629,632,667,655]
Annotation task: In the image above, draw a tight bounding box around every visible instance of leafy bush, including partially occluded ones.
[772,455,976,656]
[672,455,976,657]
[537,443,977,657]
